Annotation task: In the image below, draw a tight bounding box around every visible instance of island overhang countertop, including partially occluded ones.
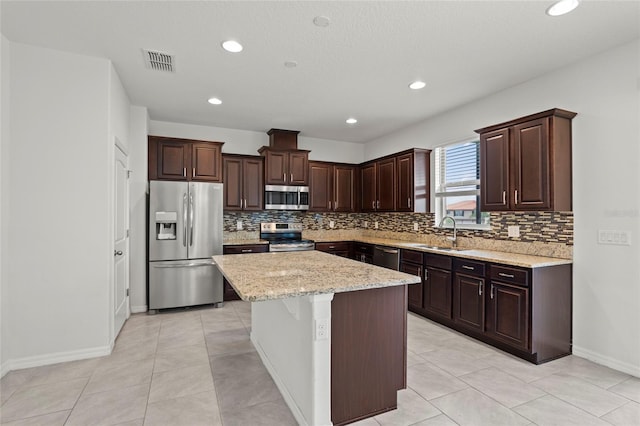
[213,250,420,302]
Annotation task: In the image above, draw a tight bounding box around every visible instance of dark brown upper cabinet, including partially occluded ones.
[309,161,356,212]
[148,136,223,182]
[476,108,576,212]
[360,149,431,213]
[222,154,264,211]
[259,148,310,186]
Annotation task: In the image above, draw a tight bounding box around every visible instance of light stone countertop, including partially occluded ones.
[213,250,421,302]
[313,236,572,268]
[222,239,268,246]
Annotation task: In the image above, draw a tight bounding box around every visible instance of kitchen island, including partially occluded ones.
[212,250,421,426]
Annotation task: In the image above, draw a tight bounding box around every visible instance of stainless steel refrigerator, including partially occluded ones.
[148,181,224,312]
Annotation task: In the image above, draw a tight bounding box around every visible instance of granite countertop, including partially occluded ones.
[313,236,572,268]
[222,239,268,246]
[213,250,420,302]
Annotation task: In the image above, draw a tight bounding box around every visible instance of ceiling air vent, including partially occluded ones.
[142,49,175,72]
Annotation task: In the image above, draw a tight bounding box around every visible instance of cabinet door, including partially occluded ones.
[223,157,243,210]
[396,153,414,211]
[401,261,423,309]
[157,140,189,180]
[360,163,377,212]
[480,129,510,211]
[487,281,529,350]
[191,142,222,182]
[289,152,309,185]
[512,118,550,210]
[309,162,332,211]
[377,158,396,211]
[453,273,485,332]
[334,165,356,212]
[264,151,288,184]
[243,158,264,211]
[424,267,452,319]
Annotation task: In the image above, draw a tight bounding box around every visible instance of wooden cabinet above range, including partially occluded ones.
[148,136,223,182]
[476,108,576,212]
[258,129,309,186]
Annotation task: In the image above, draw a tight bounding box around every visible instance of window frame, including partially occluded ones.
[434,139,491,231]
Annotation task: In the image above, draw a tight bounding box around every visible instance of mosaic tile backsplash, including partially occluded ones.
[223,211,573,259]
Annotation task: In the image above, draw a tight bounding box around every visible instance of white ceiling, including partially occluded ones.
[1,1,638,143]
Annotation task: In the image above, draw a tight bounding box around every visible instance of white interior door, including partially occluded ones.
[114,144,130,338]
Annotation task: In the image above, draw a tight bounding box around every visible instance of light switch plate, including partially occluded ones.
[236,221,243,231]
[508,225,520,238]
[364,221,368,228]
[413,222,419,231]
[329,220,335,229]
[374,221,379,229]
[598,230,631,246]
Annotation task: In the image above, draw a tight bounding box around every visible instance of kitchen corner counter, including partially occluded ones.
[222,239,268,246]
[313,236,572,268]
[213,250,420,302]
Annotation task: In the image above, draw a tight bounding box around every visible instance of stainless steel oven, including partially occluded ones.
[264,185,309,210]
[260,223,314,252]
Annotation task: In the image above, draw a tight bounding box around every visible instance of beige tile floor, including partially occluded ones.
[1,301,639,426]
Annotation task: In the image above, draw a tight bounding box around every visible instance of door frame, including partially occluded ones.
[113,138,130,343]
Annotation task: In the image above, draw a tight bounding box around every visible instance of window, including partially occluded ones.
[435,140,490,229]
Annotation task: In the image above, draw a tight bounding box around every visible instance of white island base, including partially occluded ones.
[251,293,334,426]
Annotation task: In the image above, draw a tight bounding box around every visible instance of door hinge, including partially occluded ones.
[126,288,129,297]
[127,170,132,178]
[126,229,130,238]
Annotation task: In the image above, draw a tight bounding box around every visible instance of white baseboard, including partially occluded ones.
[130,305,147,314]
[1,359,11,379]
[573,345,640,378]
[2,345,112,376]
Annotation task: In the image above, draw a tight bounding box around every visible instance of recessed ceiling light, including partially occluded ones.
[346,118,357,124]
[284,61,298,68]
[221,40,243,53]
[208,97,222,105]
[409,80,426,90]
[313,16,331,27]
[546,0,580,16]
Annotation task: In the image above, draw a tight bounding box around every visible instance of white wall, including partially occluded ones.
[149,120,365,164]
[0,34,11,376]
[6,42,113,369]
[366,40,640,376]
[128,106,149,313]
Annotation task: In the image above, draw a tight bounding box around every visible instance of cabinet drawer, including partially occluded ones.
[425,254,452,270]
[316,242,351,252]
[353,243,373,255]
[401,249,423,264]
[454,259,486,277]
[223,244,269,254]
[490,264,529,286]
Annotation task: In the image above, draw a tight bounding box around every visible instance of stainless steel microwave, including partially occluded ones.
[264,185,309,210]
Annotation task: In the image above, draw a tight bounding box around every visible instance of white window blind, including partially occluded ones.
[435,140,489,227]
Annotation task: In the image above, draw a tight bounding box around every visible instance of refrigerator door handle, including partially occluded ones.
[182,193,188,247]
[189,192,194,246]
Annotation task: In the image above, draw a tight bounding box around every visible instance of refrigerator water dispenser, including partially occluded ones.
[155,211,177,240]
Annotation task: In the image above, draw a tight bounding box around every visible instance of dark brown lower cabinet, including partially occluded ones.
[423,254,452,319]
[453,273,485,332]
[331,285,407,426]
[315,241,352,259]
[222,244,269,301]
[400,250,424,310]
[353,243,374,264]
[486,281,529,350]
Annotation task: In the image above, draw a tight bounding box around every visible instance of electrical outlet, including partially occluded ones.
[598,230,631,246]
[413,222,419,231]
[315,318,329,340]
[329,220,335,229]
[374,221,379,229]
[364,221,368,228]
[236,221,243,231]
[508,225,520,238]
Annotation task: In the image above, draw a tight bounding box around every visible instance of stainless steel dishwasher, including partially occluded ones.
[372,245,400,270]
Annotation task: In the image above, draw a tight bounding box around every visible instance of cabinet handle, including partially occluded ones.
[241,249,253,253]
[183,167,187,177]
[515,189,518,204]
[283,173,286,182]
[462,265,475,271]
[335,200,338,209]
[377,200,380,209]
[329,201,332,209]
[408,197,411,209]
[479,282,483,296]
[502,191,506,204]
[490,284,495,299]
[290,173,293,182]
[417,267,422,280]
[372,201,375,209]
[193,167,195,177]
[424,268,428,280]
[498,272,515,278]
[329,246,335,249]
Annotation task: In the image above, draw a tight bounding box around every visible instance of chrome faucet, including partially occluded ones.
[438,215,457,247]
